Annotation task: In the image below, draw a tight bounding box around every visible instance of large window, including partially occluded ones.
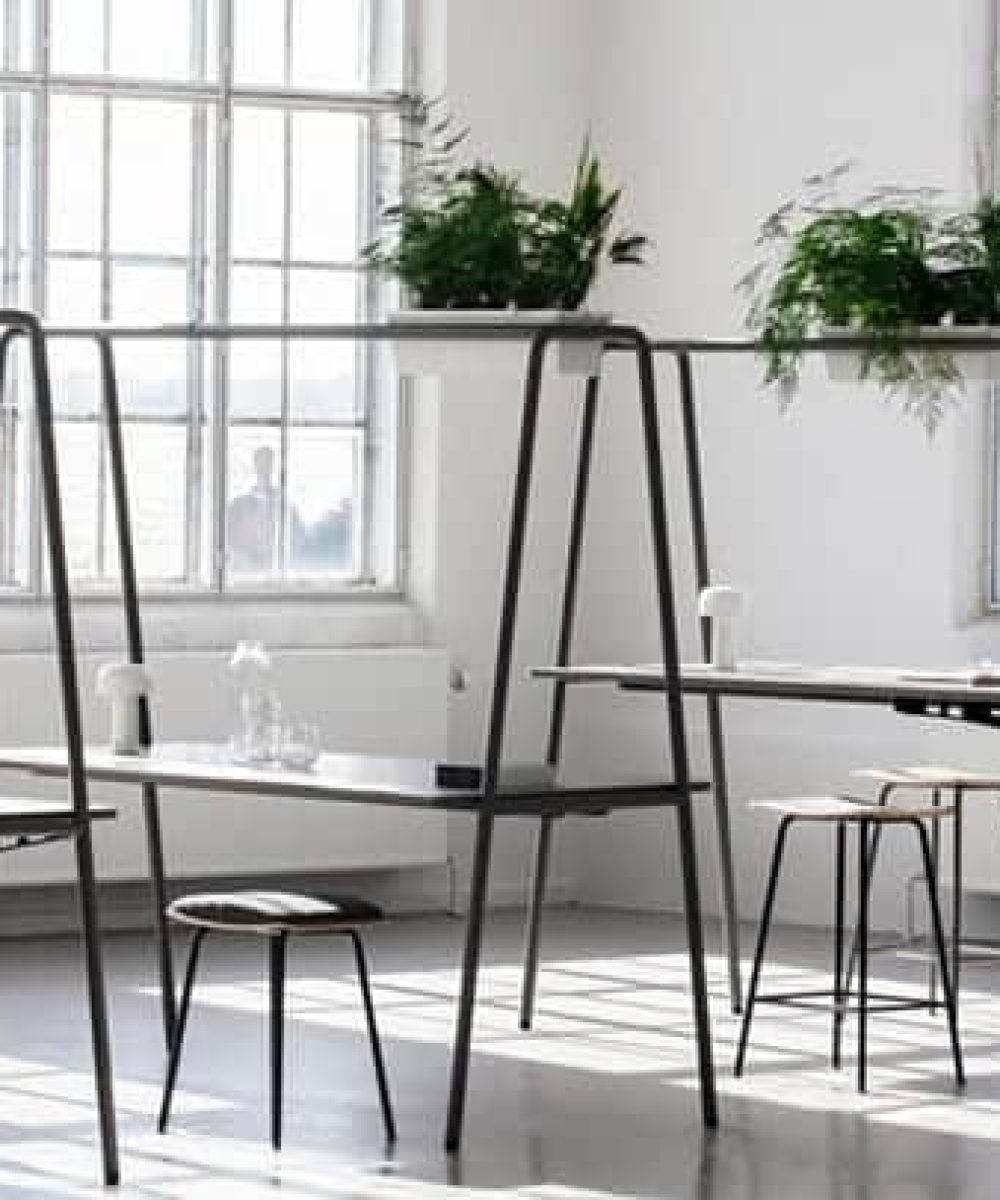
[0,0,409,595]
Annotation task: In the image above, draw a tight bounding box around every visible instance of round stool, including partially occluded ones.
[156,889,396,1148]
[735,797,965,1093]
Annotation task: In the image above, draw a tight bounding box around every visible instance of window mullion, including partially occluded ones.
[210,0,232,593]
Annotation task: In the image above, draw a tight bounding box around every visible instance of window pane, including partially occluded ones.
[55,422,100,577]
[110,100,192,255]
[48,95,103,253]
[288,269,359,421]
[110,0,191,81]
[225,425,282,579]
[112,265,190,416]
[231,107,284,260]
[287,428,359,576]
[47,258,101,324]
[233,0,286,87]
[291,0,363,90]
[230,265,282,419]
[118,423,188,581]
[291,112,361,262]
[50,0,104,75]
[47,338,99,419]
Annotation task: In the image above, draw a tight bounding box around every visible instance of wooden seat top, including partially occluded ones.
[751,796,955,822]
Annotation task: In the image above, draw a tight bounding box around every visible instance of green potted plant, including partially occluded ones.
[365,107,648,376]
[739,165,1000,432]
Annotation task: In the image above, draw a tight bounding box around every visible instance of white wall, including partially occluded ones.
[558,0,1000,929]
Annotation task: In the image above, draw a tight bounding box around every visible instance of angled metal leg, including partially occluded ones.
[158,928,207,1133]
[349,931,396,1143]
[521,377,599,1031]
[928,787,941,1012]
[832,820,846,1070]
[676,349,741,1014]
[269,932,287,1150]
[520,814,554,1030]
[911,819,965,1087]
[735,817,791,1076]
[857,820,870,1092]
[952,789,963,1030]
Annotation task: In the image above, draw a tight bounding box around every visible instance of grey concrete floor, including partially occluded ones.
[0,905,997,1197]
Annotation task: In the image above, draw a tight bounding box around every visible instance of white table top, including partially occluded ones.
[533,660,1000,709]
[0,743,695,817]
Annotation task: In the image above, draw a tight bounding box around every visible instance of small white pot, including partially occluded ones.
[96,662,154,755]
[390,310,610,379]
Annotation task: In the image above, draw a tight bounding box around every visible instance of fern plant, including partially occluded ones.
[366,107,647,311]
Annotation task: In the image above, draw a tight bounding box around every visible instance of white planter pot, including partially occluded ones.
[824,326,1000,383]
[389,310,610,379]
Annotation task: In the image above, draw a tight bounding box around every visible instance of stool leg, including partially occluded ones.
[832,820,846,1070]
[857,819,870,1093]
[911,819,965,1087]
[735,817,792,1077]
[270,932,287,1150]
[843,785,891,1002]
[158,928,208,1134]
[349,931,397,1143]
[928,787,942,1012]
[952,789,963,1033]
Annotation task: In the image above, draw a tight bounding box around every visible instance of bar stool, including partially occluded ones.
[735,797,965,1092]
[157,890,396,1149]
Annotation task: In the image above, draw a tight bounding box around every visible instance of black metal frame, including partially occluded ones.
[157,924,396,1149]
[734,811,965,1093]
[11,314,718,1162]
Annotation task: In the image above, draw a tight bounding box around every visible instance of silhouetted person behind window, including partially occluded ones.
[226,446,282,573]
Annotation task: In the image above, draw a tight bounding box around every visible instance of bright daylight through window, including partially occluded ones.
[0,0,408,596]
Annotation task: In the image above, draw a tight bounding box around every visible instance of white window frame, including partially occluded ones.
[0,0,414,601]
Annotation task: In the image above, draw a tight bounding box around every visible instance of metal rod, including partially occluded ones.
[20,311,119,1186]
[520,373,600,1032]
[269,931,287,1151]
[445,329,549,1152]
[857,820,870,1092]
[833,819,845,1070]
[97,334,178,1047]
[157,927,206,1134]
[633,330,716,1126]
[350,930,397,1143]
[675,348,742,1014]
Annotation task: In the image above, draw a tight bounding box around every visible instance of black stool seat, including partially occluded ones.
[158,888,395,1149]
[167,890,383,933]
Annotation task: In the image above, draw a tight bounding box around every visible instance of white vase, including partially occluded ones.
[389,309,610,379]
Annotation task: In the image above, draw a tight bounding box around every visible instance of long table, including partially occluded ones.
[525,659,1000,1020]
[0,741,716,1147]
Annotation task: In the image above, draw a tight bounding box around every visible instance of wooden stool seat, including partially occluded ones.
[751,796,955,822]
[158,889,396,1149]
[856,766,1000,791]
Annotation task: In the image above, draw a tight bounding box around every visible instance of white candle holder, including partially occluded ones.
[96,662,154,755]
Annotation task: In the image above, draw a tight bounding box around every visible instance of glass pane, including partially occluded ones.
[233,0,286,87]
[287,428,358,576]
[288,269,359,420]
[110,100,192,255]
[47,338,99,418]
[46,259,101,324]
[225,425,282,579]
[112,265,190,415]
[48,95,103,253]
[55,421,100,577]
[229,265,282,419]
[290,112,360,262]
[110,0,191,80]
[50,0,104,75]
[291,0,362,90]
[231,108,285,260]
[119,422,189,581]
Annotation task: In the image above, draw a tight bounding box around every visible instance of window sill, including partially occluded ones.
[0,593,424,655]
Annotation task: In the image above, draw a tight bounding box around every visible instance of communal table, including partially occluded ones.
[0,741,716,1149]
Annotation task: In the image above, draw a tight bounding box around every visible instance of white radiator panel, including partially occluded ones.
[0,647,449,882]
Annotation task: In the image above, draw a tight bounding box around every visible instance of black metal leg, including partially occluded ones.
[158,928,207,1134]
[143,790,177,1047]
[676,349,742,1015]
[269,932,287,1150]
[349,931,396,1144]
[735,818,792,1077]
[928,787,942,1012]
[832,820,846,1070]
[520,814,554,1031]
[520,376,599,1032]
[73,826,120,1186]
[857,820,870,1093]
[952,789,963,1030]
[843,786,890,1002]
[444,812,494,1152]
[911,820,965,1087]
